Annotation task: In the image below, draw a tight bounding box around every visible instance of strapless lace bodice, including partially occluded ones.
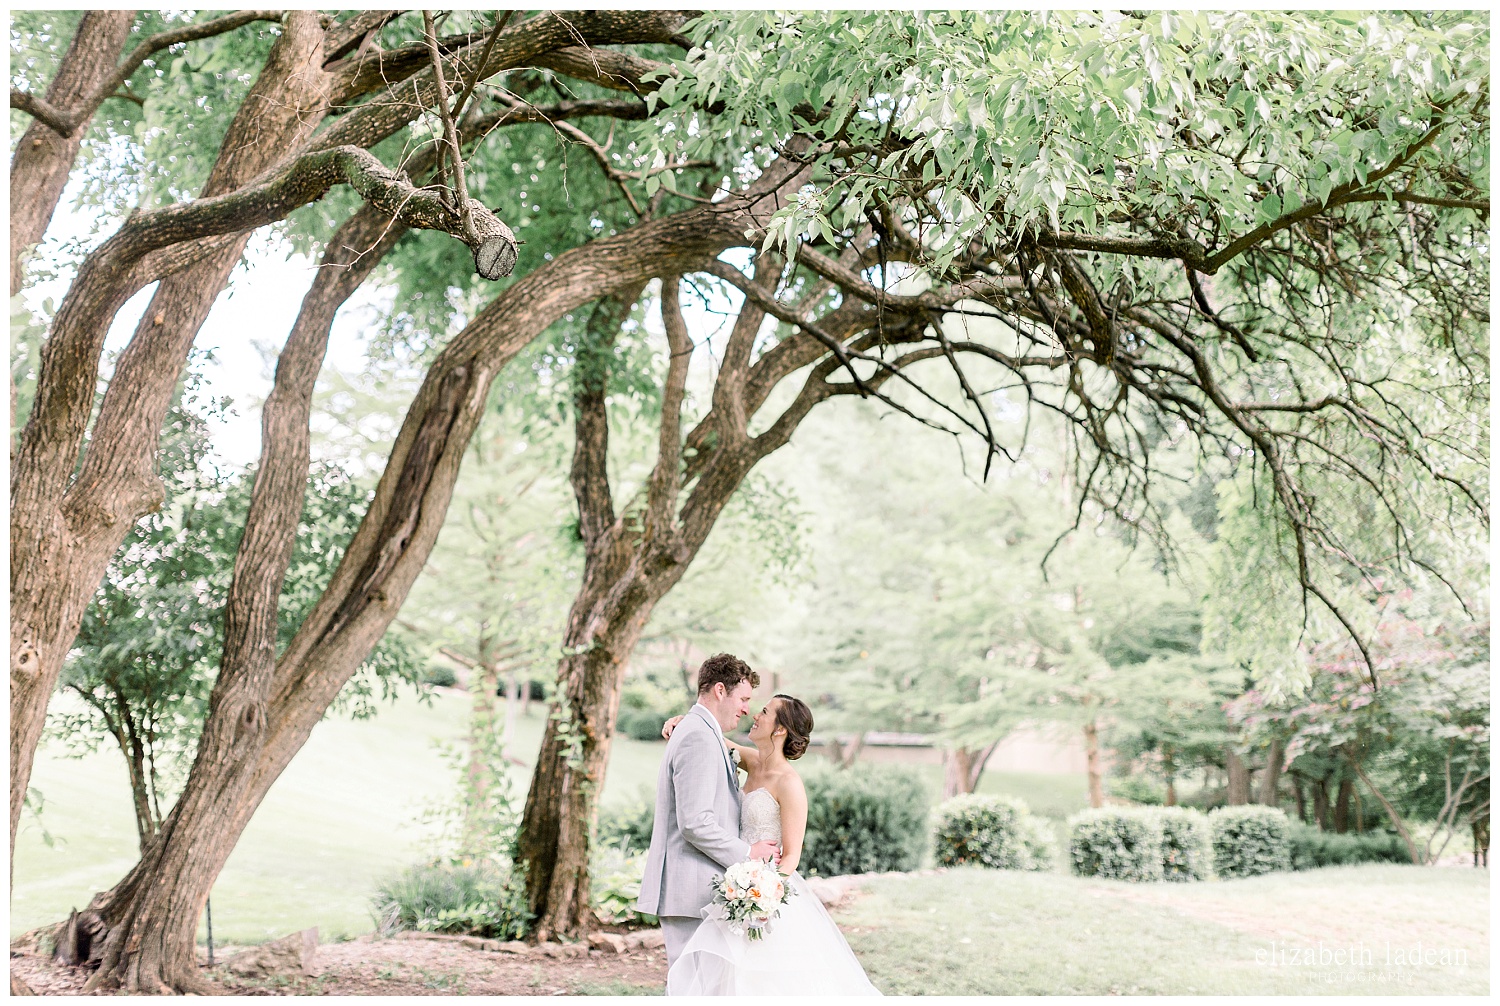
[739,788,782,845]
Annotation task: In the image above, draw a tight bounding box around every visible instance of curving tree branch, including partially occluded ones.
[9,10,287,138]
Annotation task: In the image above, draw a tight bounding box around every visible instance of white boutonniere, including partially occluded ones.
[728,745,742,768]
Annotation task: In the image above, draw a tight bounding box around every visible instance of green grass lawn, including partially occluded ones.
[12,686,1095,943]
[15,695,1488,997]
[838,864,1489,995]
[12,688,712,942]
[15,689,466,942]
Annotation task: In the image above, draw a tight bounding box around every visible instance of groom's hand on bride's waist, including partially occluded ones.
[749,840,781,864]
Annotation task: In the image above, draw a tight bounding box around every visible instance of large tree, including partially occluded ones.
[11,10,704,991]
[9,9,1487,990]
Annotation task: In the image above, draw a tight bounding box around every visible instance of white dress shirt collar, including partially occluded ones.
[691,701,725,740]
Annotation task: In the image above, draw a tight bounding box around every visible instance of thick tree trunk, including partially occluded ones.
[65,19,343,992]
[80,209,405,991]
[9,11,334,865]
[1259,737,1283,806]
[1334,776,1353,834]
[942,742,999,799]
[72,160,811,985]
[9,10,136,295]
[1083,720,1104,808]
[1292,774,1307,823]
[518,606,658,940]
[1163,745,1178,807]
[1312,776,1331,830]
[1226,747,1251,806]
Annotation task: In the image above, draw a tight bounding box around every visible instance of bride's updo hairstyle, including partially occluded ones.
[772,694,814,760]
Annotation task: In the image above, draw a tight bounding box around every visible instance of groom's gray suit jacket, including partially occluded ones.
[636,703,751,918]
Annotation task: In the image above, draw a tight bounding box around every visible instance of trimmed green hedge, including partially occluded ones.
[421,663,457,688]
[617,682,690,741]
[1152,807,1213,882]
[800,763,930,877]
[1288,822,1410,870]
[1210,805,1292,878]
[1068,808,1165,882]
[617,706,670,742]
[933,794,1054,871]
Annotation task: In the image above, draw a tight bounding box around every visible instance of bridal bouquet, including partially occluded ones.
[708,859,795,940]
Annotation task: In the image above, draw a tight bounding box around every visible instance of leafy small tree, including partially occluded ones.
[47,369,230,849]
[769,402,1224,802]
[1235,599,1490,864]
[52,387,424,852]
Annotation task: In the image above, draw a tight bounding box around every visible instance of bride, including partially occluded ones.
[660,694,882,996]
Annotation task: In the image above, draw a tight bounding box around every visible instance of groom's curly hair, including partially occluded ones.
[696,652,759,695]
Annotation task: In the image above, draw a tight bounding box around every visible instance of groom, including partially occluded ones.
[637,653,781,968]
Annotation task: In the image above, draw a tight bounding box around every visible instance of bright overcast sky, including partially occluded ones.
[26,182,395,468]
[25,183,749,472]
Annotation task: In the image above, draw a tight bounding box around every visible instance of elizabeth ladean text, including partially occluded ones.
[1257,942,1468,968]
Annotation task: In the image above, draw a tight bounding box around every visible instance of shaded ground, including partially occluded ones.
[10,934,669,996]
[12,864,1485,996]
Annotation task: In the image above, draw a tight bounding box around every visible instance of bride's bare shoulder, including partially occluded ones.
[767,765,807,803]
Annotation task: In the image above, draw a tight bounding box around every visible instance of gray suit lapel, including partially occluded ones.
[692,705,741,797]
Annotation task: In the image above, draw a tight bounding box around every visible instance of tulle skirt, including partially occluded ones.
[665,872,882,996]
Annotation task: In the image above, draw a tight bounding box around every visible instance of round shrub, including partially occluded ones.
[1210,805,1293,878]
[617,707,670,742]
[422,663,457,688]
[800,763,930,877]
[933,794,1052,871]
[1149,807,1213,881]
[1068,808,1164,882]
[1288,822,1409,870]
[1110,775,1166,806]
[616,683,682,742]
[371,860,530,939]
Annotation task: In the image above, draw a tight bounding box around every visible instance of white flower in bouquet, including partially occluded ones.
[710,857,796,941]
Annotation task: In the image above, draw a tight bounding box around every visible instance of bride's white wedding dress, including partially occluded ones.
[665,787,883,996]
